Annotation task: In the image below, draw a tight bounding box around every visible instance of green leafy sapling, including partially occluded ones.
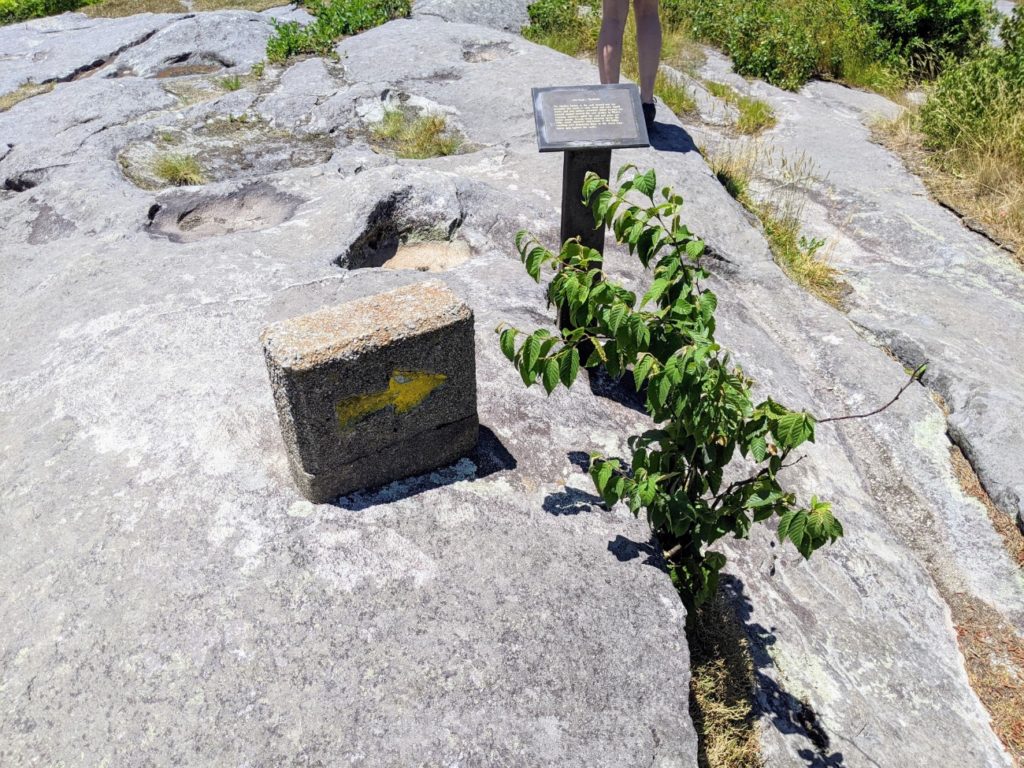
[498,166,849,607]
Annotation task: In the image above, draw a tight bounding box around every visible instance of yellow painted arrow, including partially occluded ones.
[335,370,448,431]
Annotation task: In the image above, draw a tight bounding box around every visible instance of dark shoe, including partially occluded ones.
[642,102,656,130]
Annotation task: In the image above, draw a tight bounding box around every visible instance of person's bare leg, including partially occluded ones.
[633,0,662,104]
[598,0,629,85]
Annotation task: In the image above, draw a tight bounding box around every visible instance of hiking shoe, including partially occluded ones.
[642,102,656,130]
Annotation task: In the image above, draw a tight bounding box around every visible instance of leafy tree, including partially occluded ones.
[498,167,844,607]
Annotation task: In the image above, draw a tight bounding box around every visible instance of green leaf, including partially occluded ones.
[775,412,814,448]
[634,354,655,389]
[542,357,560,394]
[633,169,656,197]
[749,434,768,462]
[656,375,671,409]
[698,291,717,318]
[780,509,805,547]
[523,333,541,372]
[608,303,628,334]
[641,278,670,307]
[560,347,581,388]
[499,328,517,362]
[518,357,534,387]
[524,246,546,280]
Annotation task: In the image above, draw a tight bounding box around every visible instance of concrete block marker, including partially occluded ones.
[261,280,478,502]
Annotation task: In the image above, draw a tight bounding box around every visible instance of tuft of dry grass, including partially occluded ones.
[153,153,206,186]
[874,109,1023,260]
[950,446,1024,568]
[947,445,1024,764]
[369,109,462,160]
[85,0,276,15]
[707,142,848,306]
[0,82,53,112]
[687,587,764,768]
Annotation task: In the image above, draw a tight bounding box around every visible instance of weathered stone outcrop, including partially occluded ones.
[0,8,1020,768]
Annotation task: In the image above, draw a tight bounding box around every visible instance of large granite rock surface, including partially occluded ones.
[1,10,1020,768]
[413,0,529,31]
[689,49,1024,532]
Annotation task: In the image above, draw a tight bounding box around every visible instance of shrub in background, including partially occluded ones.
[267,0,410,62]
[522,0,601,56]
[860,0,996,76]
[0,0,93,24]
[659,0,995,90]
[920,7,1024,153]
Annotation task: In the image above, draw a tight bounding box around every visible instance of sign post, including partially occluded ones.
[531,84,650,329]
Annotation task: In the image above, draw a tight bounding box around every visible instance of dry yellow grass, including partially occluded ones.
[0,82,53,112]
[85,0,276,16]
[706,141,848,307]
[875,110,1023,261]
[687,588,764,768]
[369,109,462,159]
[948,446,1024,765]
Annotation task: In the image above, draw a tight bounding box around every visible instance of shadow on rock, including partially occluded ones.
[333,425,516,510]
[542,486,604,516]
[721,575,846,767]
[607,534,668,572]
[588,367,646,414]
[649,122,698,155]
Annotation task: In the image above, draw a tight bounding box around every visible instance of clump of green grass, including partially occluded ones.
[153,154,206,186]
[218,74,242,91]
[654,70,697,117]
[758,211,846,307]
[0,82,53,112]
[250,61,266,79]
[267,0,411,62]
[735,98,775,135]
[704,80,776,135]
[369,109,462,159]
[685,585,764,768]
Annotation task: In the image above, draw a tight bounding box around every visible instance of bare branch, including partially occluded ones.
[818,364,927,425]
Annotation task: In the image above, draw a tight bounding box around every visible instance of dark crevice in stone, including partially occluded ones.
[854,326,1021,530]
[337,188,467,271]
[47,28,160,84]
[340,189,410,268]
[4,173,41,192]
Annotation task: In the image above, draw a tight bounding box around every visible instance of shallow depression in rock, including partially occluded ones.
[120,117,337,190]
[147,182,303,242]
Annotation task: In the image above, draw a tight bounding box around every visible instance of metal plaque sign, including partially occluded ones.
[532,84,650,152]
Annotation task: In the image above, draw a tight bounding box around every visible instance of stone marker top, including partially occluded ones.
[261,280,471,371]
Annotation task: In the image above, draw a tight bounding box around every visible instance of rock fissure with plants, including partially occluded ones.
[499,166,920,607]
